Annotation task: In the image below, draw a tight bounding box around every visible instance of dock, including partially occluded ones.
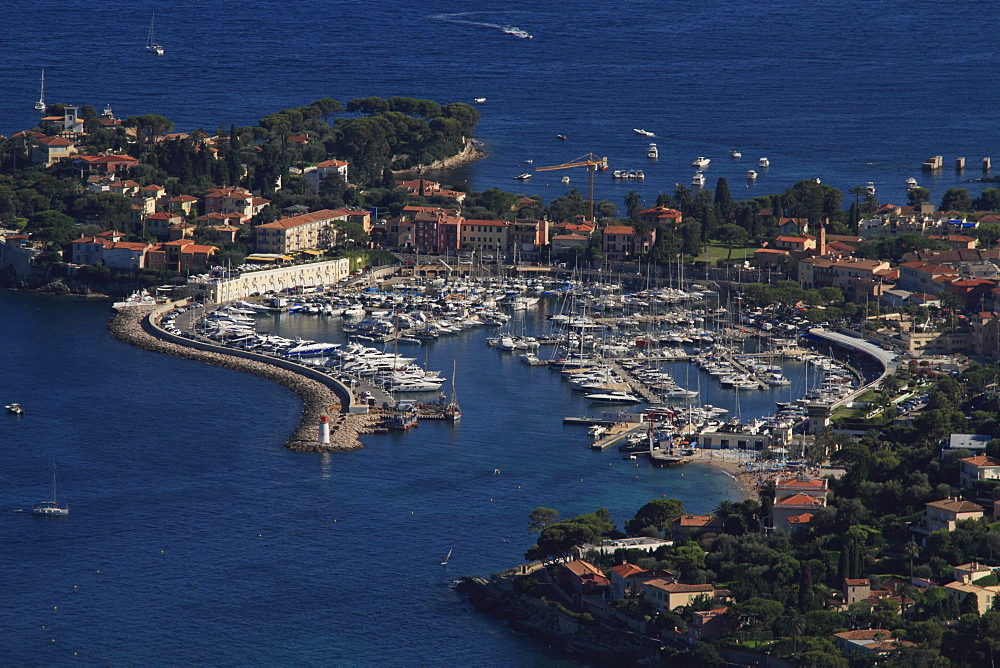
[590,422,646,450]
[607,360,664,405]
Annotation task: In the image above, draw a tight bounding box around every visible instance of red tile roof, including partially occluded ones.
[610,563,647,578]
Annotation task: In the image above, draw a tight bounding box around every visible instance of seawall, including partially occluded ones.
[108,305,376,452]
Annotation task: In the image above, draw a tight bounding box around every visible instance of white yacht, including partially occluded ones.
[730,149,741,158]
[866,181,876,197]
[584,391,642,403]
[746,170,758,180]
[758,157,770,168]
[647,143,658,159]
[691,157,711,168]
[906,177,918,189]
[514,173,532,180]
[691,172,706,187]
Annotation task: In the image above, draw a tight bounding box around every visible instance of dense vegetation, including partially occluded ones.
[518,363,1000,666]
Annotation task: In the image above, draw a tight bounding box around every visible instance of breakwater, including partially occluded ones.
[108,306,376,452]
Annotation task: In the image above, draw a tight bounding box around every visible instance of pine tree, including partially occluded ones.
[714,177,731,218]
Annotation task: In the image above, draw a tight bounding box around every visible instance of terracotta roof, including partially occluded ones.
[786,513,814,524]
[37,136,74,146]
[775,493,824,507]
[256,209,346,230]
[563,560,604,578]
[960,455,1000,467]
[776,477,827,489]
[316,159,348,168]
[610,563,647,578]
[604,225,636,235]
[834,629,893,641]
[844,578,870,586]
[676,514,720,527]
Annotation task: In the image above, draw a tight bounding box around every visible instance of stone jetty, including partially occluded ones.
[108,306,377,452]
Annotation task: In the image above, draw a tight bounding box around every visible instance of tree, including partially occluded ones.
[624,498,684,535]
[596,199,617,218]
[973,188,1000,212]
[713,224,748,262]
[907,186,931,207]
[784,611,806,655]
[528,507,559,533]
[713,177,732,218]
[311,97,342,123]
[941,188,973,212]
[124,114,174,144]
[624,190,642,219]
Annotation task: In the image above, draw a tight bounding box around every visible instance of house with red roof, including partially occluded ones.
[303,159,349,191]
[255,209,358,254]
[959,455,1000,489]
[771,475,828,532]
[145,212,183,239]
[671,514,724,538]
[602,225,655,261]
[641,580,723,612]
[688,607,736,643]
[550,233,590,256]
[145,239,217,273]
[31,136,76,166]
[555,560,610,601]
[167,194,199,215]
[203,187,270,223]
[73,153,140,175]
[636,206,682,226]
[912,498,985,542]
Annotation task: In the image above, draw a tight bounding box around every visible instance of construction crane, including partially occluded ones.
[535,153,609,224]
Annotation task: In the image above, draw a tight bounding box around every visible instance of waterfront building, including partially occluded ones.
[798,257,892,298]
[255,209,351,254]
[146,239,218,273]
[460,219,509,256]
[640,580,722,612]
[770,475,829,533]
[601,225,655,261]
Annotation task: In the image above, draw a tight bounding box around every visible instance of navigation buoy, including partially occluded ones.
[319,415,330,444]
[494,469,500,475]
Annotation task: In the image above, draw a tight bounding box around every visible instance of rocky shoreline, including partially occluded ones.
[108,307,378,452]
[393,139,487,175]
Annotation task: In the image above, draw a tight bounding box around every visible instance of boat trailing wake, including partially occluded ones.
[433,13,533,39]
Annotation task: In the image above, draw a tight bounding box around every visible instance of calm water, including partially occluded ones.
[1,0,992,659]
[0,291,746,663]
[1,0,998,208]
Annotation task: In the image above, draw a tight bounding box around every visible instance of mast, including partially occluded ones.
[35,69,46,112]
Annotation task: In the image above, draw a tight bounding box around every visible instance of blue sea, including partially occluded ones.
[1,0,998,208]
[1,0,998,662]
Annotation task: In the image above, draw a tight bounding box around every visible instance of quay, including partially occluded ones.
[109,302,380,452]
[590,422,646,450]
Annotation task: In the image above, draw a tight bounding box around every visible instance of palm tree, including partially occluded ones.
[714,500,737,519]
[784,611,805,656]
[624,190,641,219]
[904,539,920,581]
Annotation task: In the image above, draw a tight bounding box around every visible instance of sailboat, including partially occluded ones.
[444,360,461,421]
[441,548,452,565]
[32,463,69,516]
[145,13,165,55]
[34,69,46,112]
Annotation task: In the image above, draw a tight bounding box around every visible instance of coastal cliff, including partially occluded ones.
[456,576,664,665]
[393,139,486,175]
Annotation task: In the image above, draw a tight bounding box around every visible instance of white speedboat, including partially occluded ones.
[647,143,658,159]
[758,157,770,167]
[746,170,757,180]
[561,176,570,184]
[691,157,711,168]
[514,173,532,180]
[636,170,644,179]
[731,149,741,158]
[5,402,24,415]
[691,172,706,187]
[633,128,655,137]
[474,97,486,104]
[503,26,532,39]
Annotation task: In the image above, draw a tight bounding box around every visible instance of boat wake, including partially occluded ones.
[433,13,533,39]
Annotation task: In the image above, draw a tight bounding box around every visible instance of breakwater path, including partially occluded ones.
[108,305,377,452]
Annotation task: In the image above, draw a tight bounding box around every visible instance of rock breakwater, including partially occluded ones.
[109,307,376,452]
